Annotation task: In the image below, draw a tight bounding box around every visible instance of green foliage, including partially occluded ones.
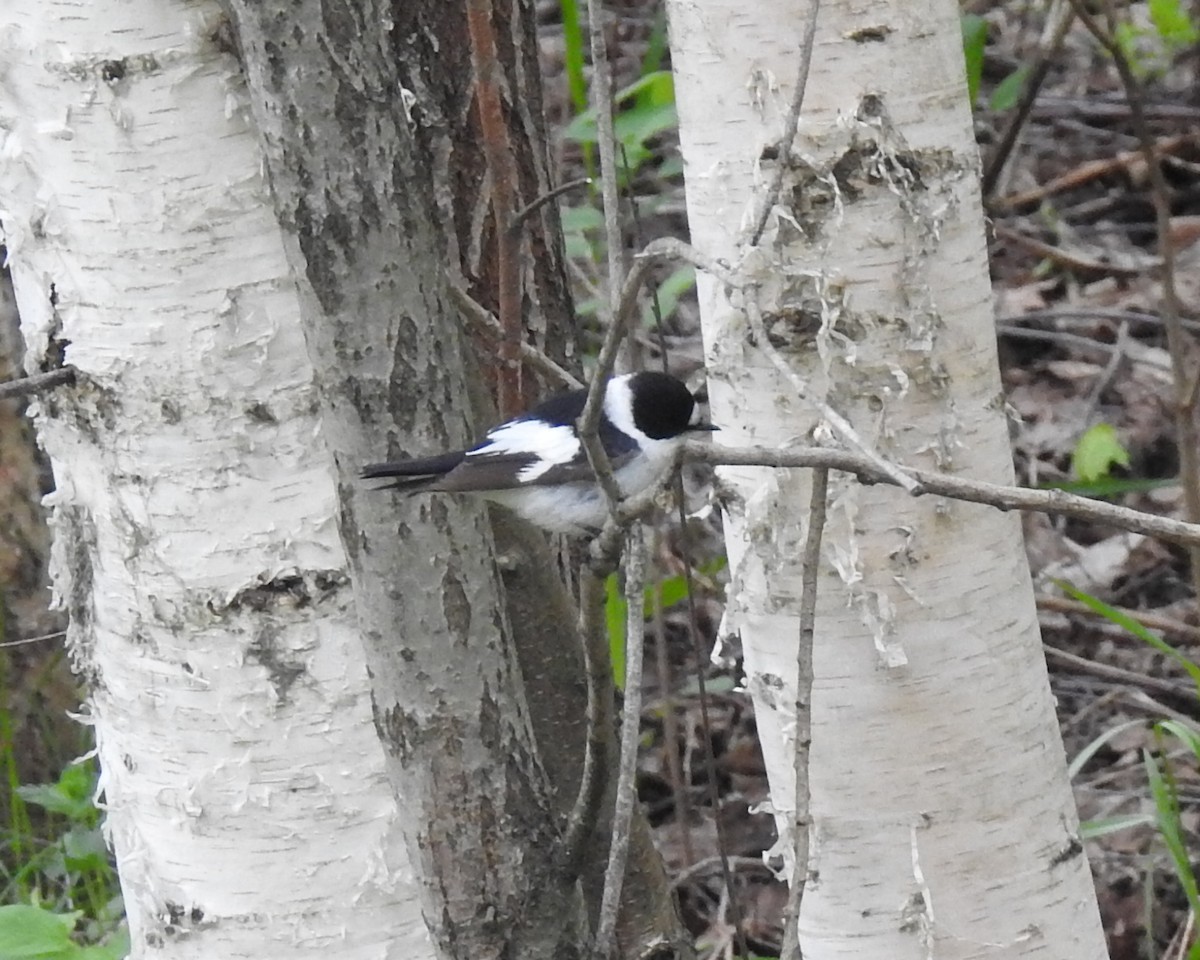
[641,266,695,328]
[1061,583,1200,953]
[1056,581,1200,697]
[563,71,678,177]
[1144,734,1200,960]
[961,14,987,105]
[960,14,1027,111]
[0,904,127,960]
[988,65,1028,112]
[1,759,123,956]
[605,560,725,688]
[1114,0,1199,78]
[1071,422,1130,484]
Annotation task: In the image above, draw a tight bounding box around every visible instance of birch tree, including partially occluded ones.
[665,0,1109,955]
[0,4,427,957]
[2,0,688,957]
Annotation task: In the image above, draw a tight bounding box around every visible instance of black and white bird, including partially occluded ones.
[362,371,712,533]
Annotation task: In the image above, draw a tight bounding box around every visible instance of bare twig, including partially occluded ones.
[561,568,613,883]
[446,284,584,390]
[992,132,1198,211]
[668,855,774,890]
[686,441,1200,548]
[1036,594,1200,644]
[779,467,827,960]
[588,0,627,322]
[0,367,76,400]
[1045,643,1195,702]
[466,0,522,415]
[652,589,694,867]
[508,177,593,238]
[997,306,1200,336]
[0,629,67,649]
[673,479,751,960]
[595,525,647,959]
[1066,0,1200,600]
[748,0,822,245]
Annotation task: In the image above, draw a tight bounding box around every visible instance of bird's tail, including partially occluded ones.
[360,452,465,492]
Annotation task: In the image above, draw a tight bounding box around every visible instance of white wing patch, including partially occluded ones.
[472,419,582,482]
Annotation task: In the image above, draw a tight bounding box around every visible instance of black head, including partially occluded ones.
[626,371,708,440]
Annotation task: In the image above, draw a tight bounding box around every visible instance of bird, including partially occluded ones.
[361,371,713,533]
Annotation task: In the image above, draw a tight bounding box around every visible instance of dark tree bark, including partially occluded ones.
[225,3,587,958]
[226,0,688,955]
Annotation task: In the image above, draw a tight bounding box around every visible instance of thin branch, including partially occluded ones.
[997,306,1200,337]
[1045,643,1195,702]
[1066,0,1200,600]
[595,524,646,959]
[466,0,522,416]
[447,284,584,390]
[588,0,627,318]
[507,177,593,239]
[0,367,76,400]
[1035,593,1200,644]
[779,468,827,960]
[0,629,67,650]
[561,567,612,883]
[748,0,822,245]
[668,855,774,890]
[686,441,1200,548]
[673,481,751,960]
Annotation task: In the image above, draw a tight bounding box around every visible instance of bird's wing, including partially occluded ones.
[434,415,639,491]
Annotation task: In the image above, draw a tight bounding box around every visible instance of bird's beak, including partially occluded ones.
[689,423,719,432]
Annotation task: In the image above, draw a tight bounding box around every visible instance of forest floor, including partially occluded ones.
[2,2,1199,958]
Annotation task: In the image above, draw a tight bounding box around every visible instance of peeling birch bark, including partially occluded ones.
[666,0,1108,955]
[0,4,428,958]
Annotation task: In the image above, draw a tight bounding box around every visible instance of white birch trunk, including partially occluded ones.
[665,0,1108,956]
[0,4,428,957]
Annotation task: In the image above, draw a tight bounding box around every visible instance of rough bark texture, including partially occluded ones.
[390,2,688,954]
[0,3,424,958]
[224,3,590,958]
[389,0,577,389]
[666,0,1108,956]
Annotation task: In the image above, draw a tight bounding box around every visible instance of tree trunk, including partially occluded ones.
[0,3,426,957]
[388,2,688,954]
[224,2,595,958]
[665,0,1108,955]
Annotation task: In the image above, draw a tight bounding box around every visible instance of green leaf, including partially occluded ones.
[1144,750,1200,917]
[605,573,628,689]
[1149,0,1199,46]
[1071,423,1129,483]
[563,72,676,145]
[642,266,696,327]
[0,905,78,959]
[559,0,588,115]
[960,14,987,106]
[16,761,97,825]
[989,66,1028,112]
[1079,812,1155,840]
[1067,719,1144,780]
